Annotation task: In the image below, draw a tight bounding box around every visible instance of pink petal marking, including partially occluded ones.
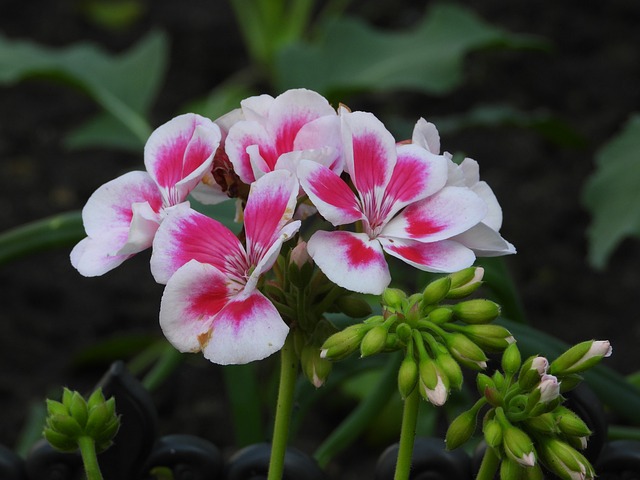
[297,160,363,226]
[244,170,299,266]
[307,230,390,294]
[341,110,396,198]
[379,237,476,273]
[151,204,246,284]
[225,120,272,184]
[382,186,487,243]
[201,290,289,365]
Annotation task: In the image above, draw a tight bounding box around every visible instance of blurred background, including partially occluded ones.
[1,0,639,476]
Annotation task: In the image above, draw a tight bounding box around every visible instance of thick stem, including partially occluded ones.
[267,333,298,480]
[394,386,420,480]
[476,445,501,480]
[77,436,103,480]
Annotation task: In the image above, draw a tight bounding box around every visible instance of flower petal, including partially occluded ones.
[379,236,476,273]
[382,186,487,243]
[159,260,234,353]
[145,113,221,204]
[307,230,390,294]
[341,109,396,198]
[70,233,133,277]
[412,118,441,154]
[225,120,272,184]
[297,160,363,226]
[293,114,343,173]
[453,222,516,256]
[151,204,246,284]
[244,170,299,266]
[201,290,290,365]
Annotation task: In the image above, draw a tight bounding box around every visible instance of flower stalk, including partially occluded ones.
[394,385,421,480]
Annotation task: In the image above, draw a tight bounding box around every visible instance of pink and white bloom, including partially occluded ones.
[297,109,488,294]
[537,374,561,403]
[71,113,221,276]
[149,170,301,365]
[412,118,516,256]
[225,88,343,184]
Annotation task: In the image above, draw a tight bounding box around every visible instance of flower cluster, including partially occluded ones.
[446,340,612,480]
[71,88,514,365]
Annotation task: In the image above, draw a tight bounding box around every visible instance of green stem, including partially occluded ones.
[267,333,298,480]
[476,445,500,480]
[77,436,103,480]
[394,387,420,480]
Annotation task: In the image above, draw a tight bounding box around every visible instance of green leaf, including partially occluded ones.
[582,114,640,269]
[0,30,168,146]
[275,3,546,96]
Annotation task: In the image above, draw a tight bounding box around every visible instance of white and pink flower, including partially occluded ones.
[225,88,343,184]
[149,170,301,365]
[297,109,489,295]
[70,113,222,276]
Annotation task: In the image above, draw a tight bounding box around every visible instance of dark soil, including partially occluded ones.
[2,1,640,478]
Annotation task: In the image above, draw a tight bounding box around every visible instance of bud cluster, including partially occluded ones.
[445,340,611,480]
[43,387,120,453]
[321,267,513,406]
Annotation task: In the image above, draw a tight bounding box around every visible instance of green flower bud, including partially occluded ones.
[419,357,449,406]
[334,295,373,318]
[492,370,506,390]
[445,408,477,450]
[524,413,558,434]
[397,353,419,399]
[360,324,389,357]
[477,373,496,396]
[444,333,488,370]
[435,349,463,390]
[320,324,368,360]
[553,406,592,438]
[518,356,549,391]
[43,428,77,453]
[446,267,485,299]
[503,425,536,467]
[395,322,413,344]
[46,399,67,417]
[68,392,89,428]
[549,340,612,376]
[382,288,406,311]
[537,438,595,480]
[462,324,515,352]
[48,414,83,438]
[502,343,522,375]
[426,307,453,325]
[301,345,332,388]
[483,418,503,448]
[422,276,451,305]
[452,299,501,324]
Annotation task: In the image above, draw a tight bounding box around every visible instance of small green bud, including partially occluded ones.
[68,392,89,428]
[435,350,463,390]
[381,288,406,310]
[422,276,451,305]
[395,322,413,344]
[301,344,332,388]
[476,373,496,396]
[360,325,389,357]
[492,370,506,390]
[549,340,612,376]
[537,438,594,480]
[445,408,477,450]
[553,406,592,438]
[451,299,501,324]
[483,418,503,448]
[518,356,549,391]
[334,295,373,318]
[525,413,558,434]
[419,357,449,406]
[503,426,536,467]
[502,343,522,375]
[46,399,67,417]
[48,414,83,438]
[447,267,484,298]
[500,458,543,480]
[444,333,488,370]
[320,324,368,360]
[397,353,419,399]
[426,307,453,325]
[462,324,515,352]
[43,428,77,453]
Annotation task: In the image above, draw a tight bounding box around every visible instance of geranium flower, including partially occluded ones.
[149,170,301,365]
[412,118,516,256]
[70,113,222,276]
[225,88,343,184]
[297,109,488,295]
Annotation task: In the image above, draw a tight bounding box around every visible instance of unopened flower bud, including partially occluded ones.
[334,295,373,318]
[382,288,406,310]
[360,325,389,357]
[483,418,503,448]
[452,299,501,324]
[537,438,595,480]
[435,350,463,390]
[445,408,477,450]
[461,324,515,352]
[395,322,413,344]
[444,332,488,370]
[553,406,592,438]
[476,373,496,396]
[502,342,522,375]
[320,324,368,360]
[290,241,311,268]
[398,353,419,399]
[419,358,449,406]
[518,356,549,391]
[525,413,558,434]
[447,267,485,299]
[426,307,453,325]
[549,340,612,376]
[422,276,451,305]
[503,425,536,467]
[301,345,332,387]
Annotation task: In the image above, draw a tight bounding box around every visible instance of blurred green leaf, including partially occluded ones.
[81,0,145,32]
[582,114,640,269]
[0,30,168,146]
[276,3,546,96]
[184,82,255,120]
